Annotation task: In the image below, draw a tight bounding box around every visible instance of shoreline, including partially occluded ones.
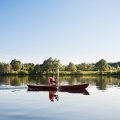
[0,71,120,76]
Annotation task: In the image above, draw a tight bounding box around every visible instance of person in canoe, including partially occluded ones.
[49,90,58,102]
[48,75,57,86]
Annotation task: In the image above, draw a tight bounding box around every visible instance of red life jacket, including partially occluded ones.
[48,77,56,86]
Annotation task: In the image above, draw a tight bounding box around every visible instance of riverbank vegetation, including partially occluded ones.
[0,57,120,76]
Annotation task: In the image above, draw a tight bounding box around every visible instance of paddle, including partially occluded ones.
[56,66,60,91]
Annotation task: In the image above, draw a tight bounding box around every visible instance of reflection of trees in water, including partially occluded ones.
[58,76,75,85]
[0,76,28,86]
[0,76,11,85]
[28,76,48,85]
[0,75,49,85]
[96,76,120,90]
[59,75,120,90]
[59,75,97,85]
[0,75,120,89]
[10,78,20,86]
[10,76,28,86]
[96,76,107,90]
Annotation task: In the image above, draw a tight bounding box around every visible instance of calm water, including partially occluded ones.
[0,75,120,120]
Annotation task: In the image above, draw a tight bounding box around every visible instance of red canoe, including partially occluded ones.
[27,84,89,91]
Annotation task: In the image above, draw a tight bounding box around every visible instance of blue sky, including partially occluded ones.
[0,0,120,64]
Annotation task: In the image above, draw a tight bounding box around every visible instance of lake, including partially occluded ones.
[0,75,120,120]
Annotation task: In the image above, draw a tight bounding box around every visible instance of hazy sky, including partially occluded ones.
[0,0,120,64]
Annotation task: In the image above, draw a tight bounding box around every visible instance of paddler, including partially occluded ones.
[48,75,57,86]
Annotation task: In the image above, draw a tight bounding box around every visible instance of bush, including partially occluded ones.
[59,71,71,75]
[18,70,29,75]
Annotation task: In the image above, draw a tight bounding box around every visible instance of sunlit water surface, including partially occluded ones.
[0,76,120,120]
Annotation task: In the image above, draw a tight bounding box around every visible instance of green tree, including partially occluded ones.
[3,64,11,73]
[0,63,11,74]
[10,59,22,71]
[0,63,4,73]
[60,65,66,71]
[33,64,41,74]
[109,62,120,70]
[77,63,95,71]
[41,57,61,74]
[95,59,109,71]
[52,59,61,72]
[66,62,77,72]
[24,63,34,73]
[41,57,53,73]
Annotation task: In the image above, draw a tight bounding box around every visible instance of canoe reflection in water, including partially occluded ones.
[27,84,89,102]
[49,91,59,102]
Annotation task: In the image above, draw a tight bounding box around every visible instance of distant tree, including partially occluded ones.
[60,65,66,71]
[24,63,34,73]
[3,64,11,73]
[53,59,61,72]
[109,62,120,70]
[0,63,4,73]
[41,57,53,73]
[41,57,61,74]
[10,59,22,71]
[77,63,86,71]
[95,59,109,71]
[117,62,120,67]
[0,63,11,73]
[77,63,95,71]
[87,64,95,71]
[33,64,41,74]
[66,62,77,72]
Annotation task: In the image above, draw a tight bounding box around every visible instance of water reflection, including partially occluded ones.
[96,76,108,90]
[0,75,120,91]
[0,76,120,120]
[1,75,120,103]
[28,88,89,102]
[49,90,59,102]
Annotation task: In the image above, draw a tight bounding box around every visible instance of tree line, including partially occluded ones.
[0,57,120,75]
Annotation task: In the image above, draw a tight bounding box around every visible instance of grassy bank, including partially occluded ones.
[58,70,120,76]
